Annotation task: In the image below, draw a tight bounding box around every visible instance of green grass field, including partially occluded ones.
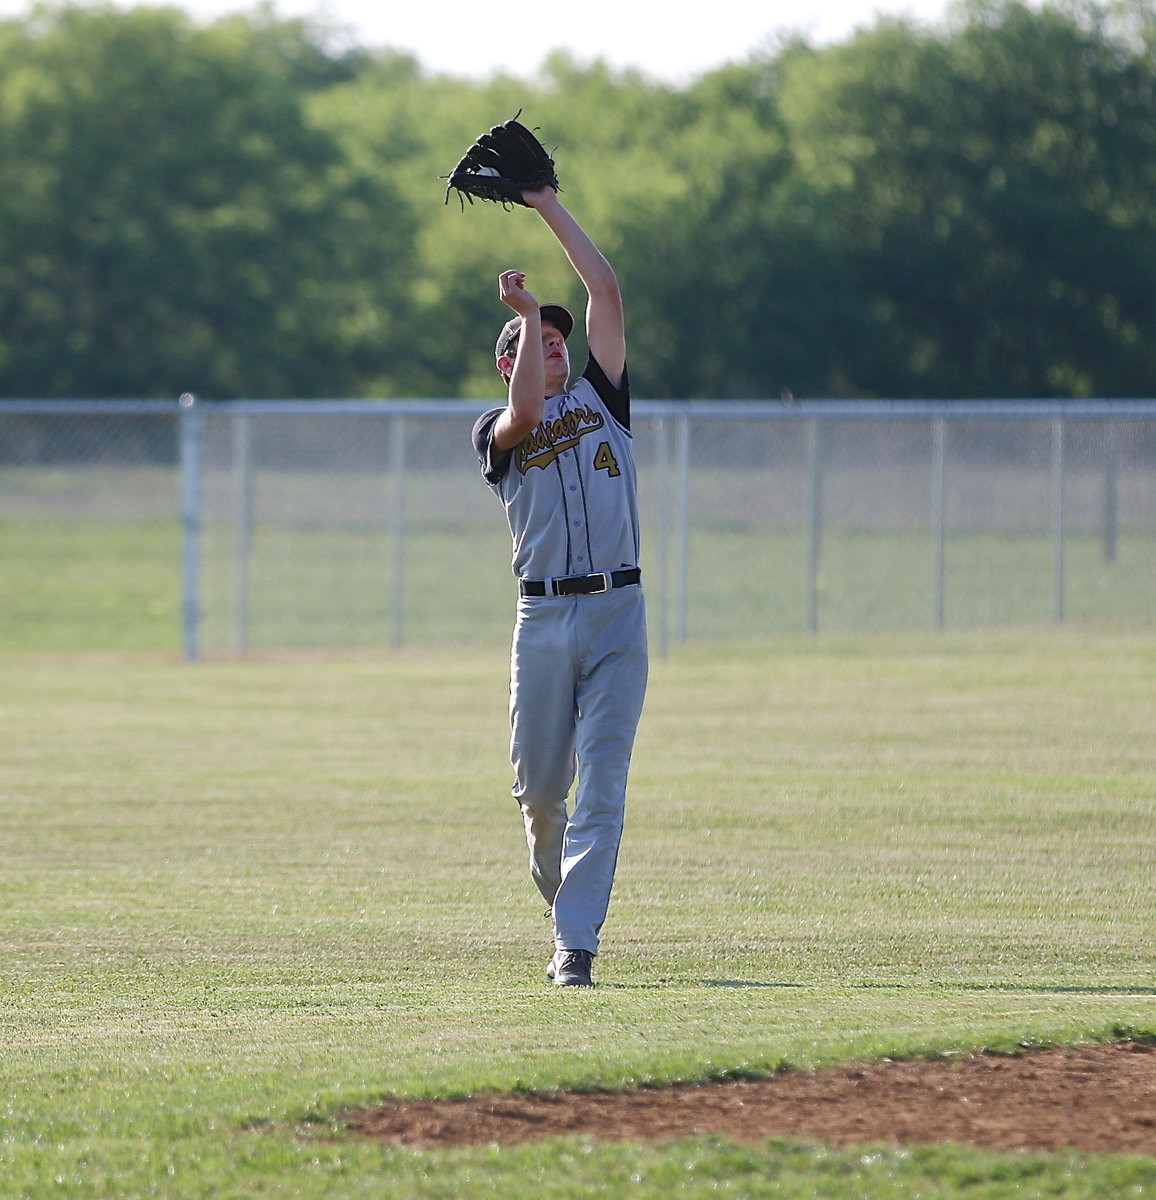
[2,631,1154,1197]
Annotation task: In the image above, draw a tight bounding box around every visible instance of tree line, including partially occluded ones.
[1,0,1154,401]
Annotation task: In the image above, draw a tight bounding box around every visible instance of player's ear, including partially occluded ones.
[497,354,515,380]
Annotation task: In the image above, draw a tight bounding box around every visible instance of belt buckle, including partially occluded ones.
[552,572,610,596]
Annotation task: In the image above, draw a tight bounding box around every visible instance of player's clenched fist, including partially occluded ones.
[499,269,538,316]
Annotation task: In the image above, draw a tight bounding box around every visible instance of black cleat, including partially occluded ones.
[550,949,594,987]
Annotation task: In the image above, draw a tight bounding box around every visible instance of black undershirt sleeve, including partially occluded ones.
[583,354,631,430]
[471,407,510,484]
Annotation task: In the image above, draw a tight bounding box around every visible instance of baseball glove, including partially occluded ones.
[444,113,559,209]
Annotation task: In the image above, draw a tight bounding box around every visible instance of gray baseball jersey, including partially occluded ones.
[472,355,640,581]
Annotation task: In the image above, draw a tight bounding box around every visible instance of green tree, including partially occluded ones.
[7,2,1153,401]
[603,55,866,399]
[778,0,1156,397]
[0,5,415,397]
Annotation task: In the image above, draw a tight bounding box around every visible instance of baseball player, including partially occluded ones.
[471,187,648,988]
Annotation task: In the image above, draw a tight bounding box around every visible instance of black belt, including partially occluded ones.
[519,568,641,598]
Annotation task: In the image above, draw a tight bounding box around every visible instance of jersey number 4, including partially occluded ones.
[593,441,621,478]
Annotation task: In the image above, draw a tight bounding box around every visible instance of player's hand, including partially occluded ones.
[520,185,559,210]
[498,269,538,315]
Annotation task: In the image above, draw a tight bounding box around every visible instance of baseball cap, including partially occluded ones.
[495,304,575,361]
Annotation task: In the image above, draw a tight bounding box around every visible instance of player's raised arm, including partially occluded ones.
[492,270,545,451]
[443,116,625,389]
[522,188,626,390]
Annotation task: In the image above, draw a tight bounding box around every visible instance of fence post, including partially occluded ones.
[178,394,203,662]
[1052,417,1065,623]
[1103,420,1119,563]
[389,413,406,648]
[673,415,691,643]
[653,416,669,659]
[233,411,253,656]
[805,418,823,634]
[932,418,947,631]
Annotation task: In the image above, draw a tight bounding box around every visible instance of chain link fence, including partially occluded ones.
[2,398,1154,657]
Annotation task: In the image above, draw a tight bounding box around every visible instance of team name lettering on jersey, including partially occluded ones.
[515,403,605,474]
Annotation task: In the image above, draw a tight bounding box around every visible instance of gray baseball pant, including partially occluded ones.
[508,585,648,956]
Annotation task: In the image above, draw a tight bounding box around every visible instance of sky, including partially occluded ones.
[1,0,961,82]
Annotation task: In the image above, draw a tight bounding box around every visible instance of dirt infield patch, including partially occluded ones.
[350,1041,1156,1154]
